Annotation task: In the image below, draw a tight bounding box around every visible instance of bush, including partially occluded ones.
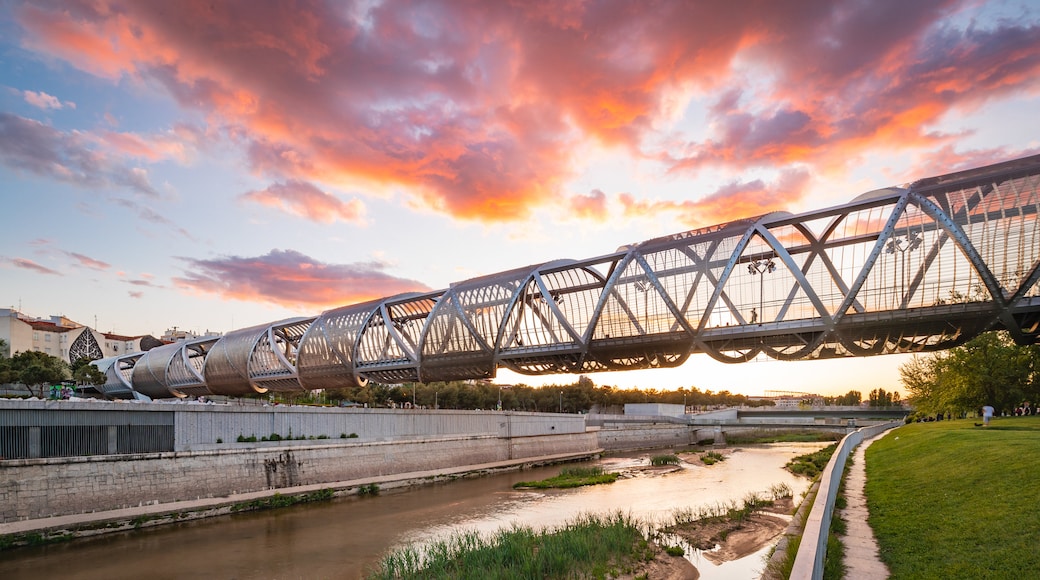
[650,454,680,466]
[701,451,725,465]
[358,483,380,496]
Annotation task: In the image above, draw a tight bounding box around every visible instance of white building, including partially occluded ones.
[0,309,161,363]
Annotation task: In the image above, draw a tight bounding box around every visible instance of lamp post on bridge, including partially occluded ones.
[886,231,923,308]
[747,258,776,325]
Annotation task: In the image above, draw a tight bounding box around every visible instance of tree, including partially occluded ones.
[7,350,70,397]
[0,339,13,385]
[71,357,107,387]
[868,388,900,408]
[900,331,1039,415]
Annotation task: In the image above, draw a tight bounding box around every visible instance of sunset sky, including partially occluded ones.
[2,0,1039,397]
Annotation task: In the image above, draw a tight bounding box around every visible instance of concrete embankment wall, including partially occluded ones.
[0,402,595,523]
[1,432,598,522]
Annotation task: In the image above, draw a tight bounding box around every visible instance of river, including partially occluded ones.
[0,443,826,579]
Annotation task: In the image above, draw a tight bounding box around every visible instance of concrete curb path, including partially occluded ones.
[0,449,600,538]
[839,430,893,579]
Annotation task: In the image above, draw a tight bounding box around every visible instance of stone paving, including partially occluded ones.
[839,430,893,579]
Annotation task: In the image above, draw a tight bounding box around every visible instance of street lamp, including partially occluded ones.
[885,231,923,308]
[747,258,776,325]
[634,277,651,332]
[559,391,563,413]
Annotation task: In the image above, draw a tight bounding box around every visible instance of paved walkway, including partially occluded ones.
[840,430,893,579]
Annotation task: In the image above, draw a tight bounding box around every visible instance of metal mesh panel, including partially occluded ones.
[204,323,269,395]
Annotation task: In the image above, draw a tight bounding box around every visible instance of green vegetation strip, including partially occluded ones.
[725,431,841,444]
[513,466,618,489]
[867,417,1040,578]
[784,443,836,478]
[367,512,647,579]
[230,488,334,513]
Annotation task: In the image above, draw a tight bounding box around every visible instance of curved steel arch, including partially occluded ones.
[114,154,1040,398]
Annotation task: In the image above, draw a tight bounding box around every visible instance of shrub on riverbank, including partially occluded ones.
[650,454,680,466]
[701,450,725,465]
[785,443,836,478]
[867,417,1040,577]
[513,466,618,489]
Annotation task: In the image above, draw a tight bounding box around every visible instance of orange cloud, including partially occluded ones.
[173,249,431,309]
[622,169,811,228]
[240,180,366,224]
[568,189,609,221]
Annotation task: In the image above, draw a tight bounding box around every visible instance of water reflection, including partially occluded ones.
[0,443,825,579]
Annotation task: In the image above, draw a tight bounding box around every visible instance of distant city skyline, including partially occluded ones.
[2,1,1038,396]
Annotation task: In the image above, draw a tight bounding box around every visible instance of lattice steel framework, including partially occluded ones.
[99,155,1040,398]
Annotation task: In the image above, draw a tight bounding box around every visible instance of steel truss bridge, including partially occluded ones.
[99,155,1040,399]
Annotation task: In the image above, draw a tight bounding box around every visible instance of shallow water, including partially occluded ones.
[0,443,825,579]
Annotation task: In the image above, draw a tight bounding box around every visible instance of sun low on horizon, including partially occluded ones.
[1,1,1038,398]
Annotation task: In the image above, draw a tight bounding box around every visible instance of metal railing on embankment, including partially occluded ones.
[788,420,901,579]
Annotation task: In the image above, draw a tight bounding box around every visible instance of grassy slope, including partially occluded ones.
[866,416,1040,579]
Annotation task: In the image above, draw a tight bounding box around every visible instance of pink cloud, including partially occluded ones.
[622,169,812,228]
[173,249,431,309]
[911,144,1040,178]
[240,180,366,224]
[0,113,159,196]
[23,90,73,110]
[128,291,144,299]
[5,257,61,276]
[66,251,110,271]
[568,189,609,221]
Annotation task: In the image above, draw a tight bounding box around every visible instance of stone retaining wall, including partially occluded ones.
[1,431,598,522]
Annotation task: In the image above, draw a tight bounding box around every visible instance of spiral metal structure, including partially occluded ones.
[98,155,1040,399]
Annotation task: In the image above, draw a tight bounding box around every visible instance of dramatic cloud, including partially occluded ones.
[240,180,366,224]
[23,90,73,110]
[173,249,431,309]
[0,113,159,196]
[12,0,1040,225]
[4,257,61,276]
[621,169,812,228]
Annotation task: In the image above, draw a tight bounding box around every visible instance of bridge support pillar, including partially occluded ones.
[713,425,726,446]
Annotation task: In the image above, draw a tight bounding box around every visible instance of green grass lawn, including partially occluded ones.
[866,416,1040,579]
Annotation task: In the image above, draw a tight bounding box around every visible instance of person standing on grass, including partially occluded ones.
[982,404,994,426]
